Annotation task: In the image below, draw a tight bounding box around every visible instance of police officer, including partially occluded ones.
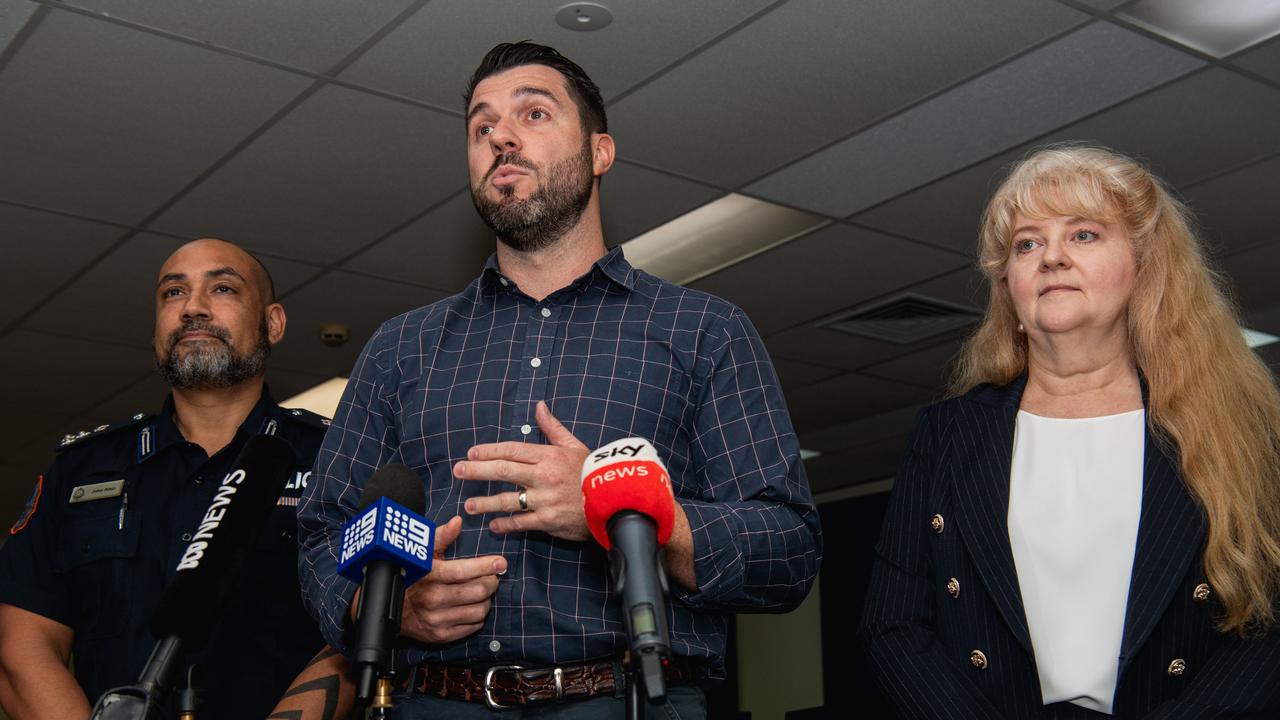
[0,238,327,719]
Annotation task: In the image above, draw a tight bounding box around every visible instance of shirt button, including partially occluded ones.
[520,424,532,435]
[970,650,988,670]
[181,533,192,542]
[488,640,502,653]
[1168,658,1186,676]
[946,578,960,599]
[931,514,945,534]
[1192,583,1211,602]
[530,357,542,368]
[540,308,551,318]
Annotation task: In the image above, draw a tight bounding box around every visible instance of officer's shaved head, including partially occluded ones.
[159,238,276,305]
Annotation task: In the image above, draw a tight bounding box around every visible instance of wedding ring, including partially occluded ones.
[517,489,529,511]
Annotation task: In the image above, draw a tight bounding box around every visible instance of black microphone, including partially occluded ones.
[90,434,296,720]
[580,438,676,704]
[339,464,430,706]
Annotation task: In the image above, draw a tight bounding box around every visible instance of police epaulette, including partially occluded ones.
[56,411,154,451]
[280,407,332,430]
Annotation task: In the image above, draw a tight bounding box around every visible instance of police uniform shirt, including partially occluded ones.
[0,390,327,719]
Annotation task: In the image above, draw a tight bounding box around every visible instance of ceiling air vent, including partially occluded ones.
[822,293,981,345]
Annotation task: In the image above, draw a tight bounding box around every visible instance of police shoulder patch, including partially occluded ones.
[56,411,154,452]
[280,406,331,431]
[9,476,43,535]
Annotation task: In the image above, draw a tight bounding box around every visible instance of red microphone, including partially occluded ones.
[581,438,675,703]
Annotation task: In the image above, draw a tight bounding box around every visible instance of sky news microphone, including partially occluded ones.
[580,437,675,704]
[336,463,434,706]
[91,433,296,720]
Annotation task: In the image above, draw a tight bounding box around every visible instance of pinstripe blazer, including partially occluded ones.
[860,375,1280,719]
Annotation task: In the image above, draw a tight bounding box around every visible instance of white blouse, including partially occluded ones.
[1007,408,1145,715]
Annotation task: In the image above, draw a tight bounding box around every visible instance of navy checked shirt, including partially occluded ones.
[297,247,821,677]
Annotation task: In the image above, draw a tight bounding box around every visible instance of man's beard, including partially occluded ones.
[156,318,270,390]
[471,140,595,253]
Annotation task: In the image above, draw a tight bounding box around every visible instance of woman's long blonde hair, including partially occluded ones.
[951,144,1280,634]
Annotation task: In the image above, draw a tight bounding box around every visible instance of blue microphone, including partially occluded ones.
[338,464,434,705]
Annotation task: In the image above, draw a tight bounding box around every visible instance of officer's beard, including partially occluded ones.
[156,318,271,390]
[471,140,595,253]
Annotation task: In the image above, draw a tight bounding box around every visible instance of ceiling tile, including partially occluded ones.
[339,0,774,108]
[0,1,38,55]
[0,205,127,326]
[772,357,841,392]
[689,223,968,336]
[150,85,464,265]
[1184,155,1280,257]
[783,371,934,436]
[804,440,906,494]
[601,162,723,246]
[1231,35,1280,84]
[853,67,1280,252]
[58,0,415,72]
[1219,241,1280,315]
[24,233,318,347]
[610,0,1085,188]
[343,191,494,292]
[0,406,74,452]
[0,330,154,414]
[747,21,1205,217]
[0,9,311,223]
[268,270,448,377]
[860,339,964,391]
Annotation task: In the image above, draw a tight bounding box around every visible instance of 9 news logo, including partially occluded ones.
[339,510,376,564]
[384,506,431,561]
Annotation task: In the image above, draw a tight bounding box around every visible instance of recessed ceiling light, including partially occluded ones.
[621,194,829,285]
[281,377,348,419]
[1243,327,1280,349]
[555,3,613,32]
[800,449,822,461]
[1118,0,1280,58]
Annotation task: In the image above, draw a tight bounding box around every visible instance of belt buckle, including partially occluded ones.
[483,664,524,711]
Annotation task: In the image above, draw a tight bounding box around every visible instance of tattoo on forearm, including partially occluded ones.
[268,675,341,720]
[305,646,341,668]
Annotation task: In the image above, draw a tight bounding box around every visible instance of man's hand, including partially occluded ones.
[459,401,591,542]
[399,516,506,645]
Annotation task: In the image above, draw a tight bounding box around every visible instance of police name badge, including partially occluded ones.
[68,479,125,504]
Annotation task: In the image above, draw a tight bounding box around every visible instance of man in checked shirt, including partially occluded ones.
[297,41,822,719]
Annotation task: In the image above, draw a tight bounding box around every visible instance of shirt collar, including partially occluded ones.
[151,386,279,459]
[481,246,638,296]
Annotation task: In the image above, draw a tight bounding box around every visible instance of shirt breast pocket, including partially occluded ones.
[53,495,142,641]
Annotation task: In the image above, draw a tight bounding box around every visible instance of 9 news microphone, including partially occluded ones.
[336,464,434,707]
[91,433,296,720]
[580,438,676,703]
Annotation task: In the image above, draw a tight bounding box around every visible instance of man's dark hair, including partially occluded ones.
[464,42,607,135]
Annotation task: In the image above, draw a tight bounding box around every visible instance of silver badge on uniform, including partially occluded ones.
[68,479,125,504]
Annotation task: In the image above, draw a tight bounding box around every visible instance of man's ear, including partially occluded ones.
[265,303,287,346]
[591,132,615,178]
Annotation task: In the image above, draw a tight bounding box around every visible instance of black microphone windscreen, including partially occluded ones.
[357,463,425,513]
[148,433,296,648]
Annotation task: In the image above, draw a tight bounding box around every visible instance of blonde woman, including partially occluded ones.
[861,145,1280,718]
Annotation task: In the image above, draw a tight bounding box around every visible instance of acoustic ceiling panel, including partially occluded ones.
[267,270,448,377]
[150,85,464,265]
[0,205,126,327]
[56,0,416,72]
[600,161,723,246]
[690,223,968,337]
[1231,36,1280,84]
[747,21,1205,218]
[1183,155,1280,257]
[782,371,935,436]
[0,330,155,415]
[343,190,493,292]
[851,67,1280,252]
[0,8,311,223]
[339,0,775,109]
[609,0,1085,188]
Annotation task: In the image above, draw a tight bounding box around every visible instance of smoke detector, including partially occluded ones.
[556,3,613,31]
